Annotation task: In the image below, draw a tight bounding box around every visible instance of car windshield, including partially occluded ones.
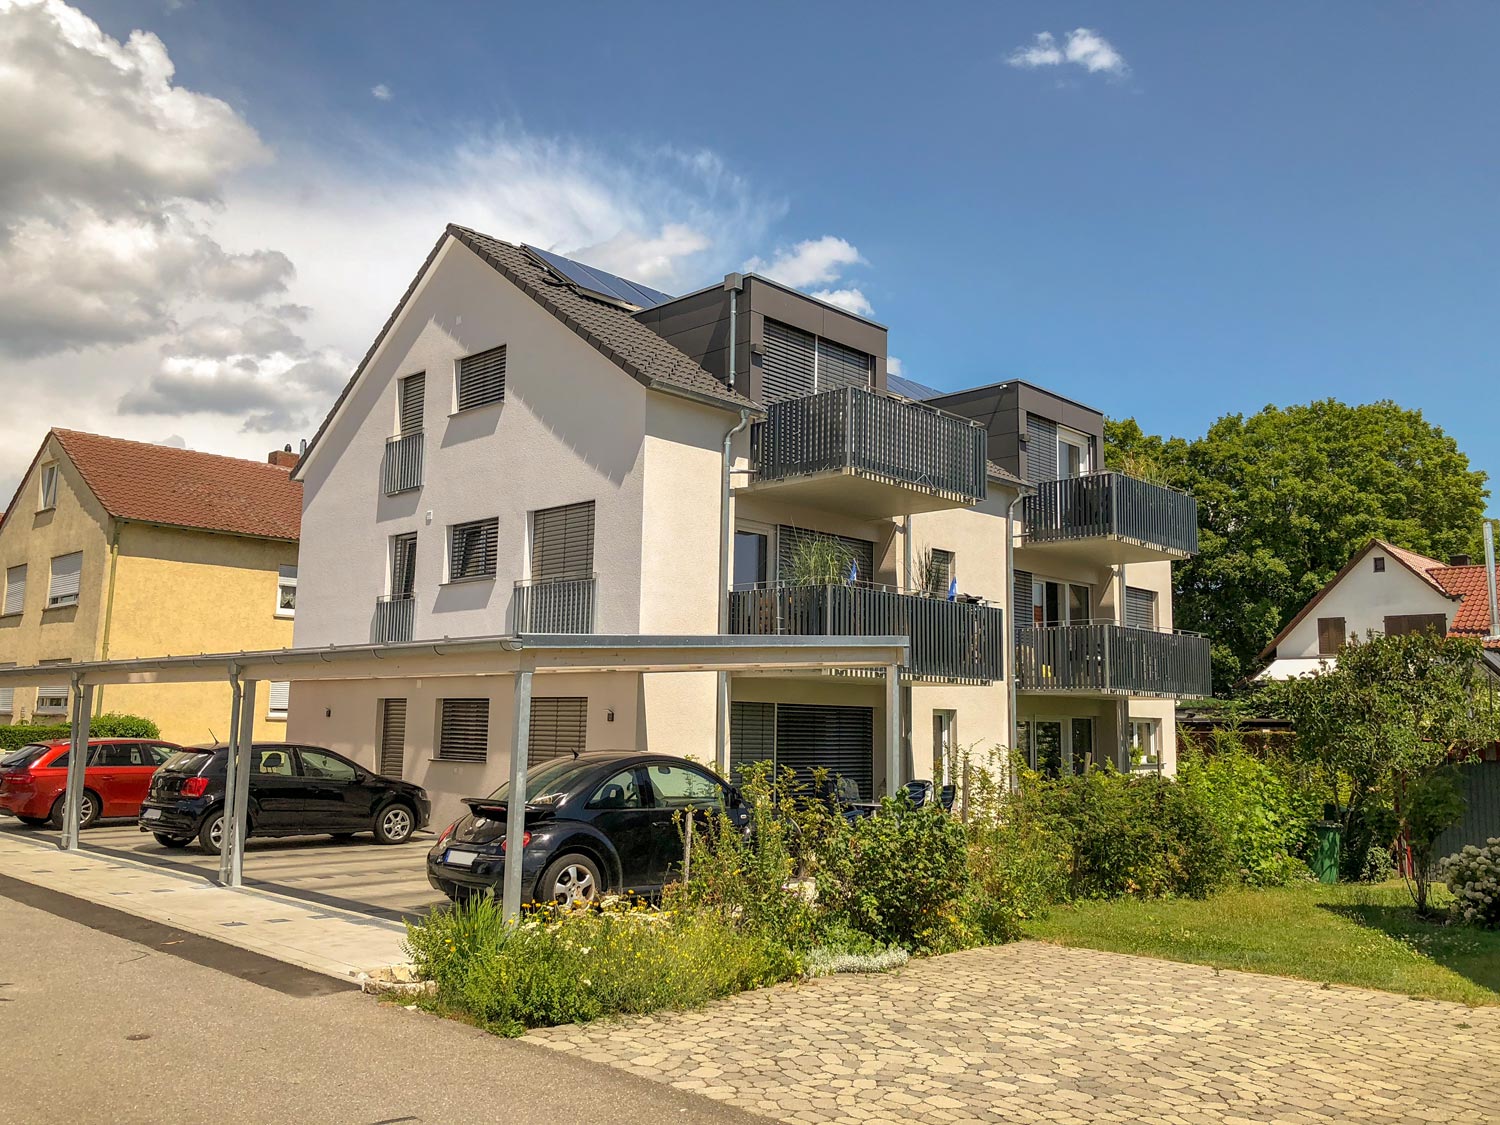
[487,758,601,806]
[160,749,215,774]
[0,744,51,770]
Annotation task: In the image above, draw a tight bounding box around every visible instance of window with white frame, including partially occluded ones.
[36,660,71,715]
[276,565,297,617]
[47,552,82,608]
[266,681,290,720]
[38,464,58,510]
[437,698,490,762]
[448,517,499,582]
[1129,719,1160,769]
[3,565,24,616]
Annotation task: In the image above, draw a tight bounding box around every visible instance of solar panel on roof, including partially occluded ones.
[523,245,675,310]
[887,373,943,401]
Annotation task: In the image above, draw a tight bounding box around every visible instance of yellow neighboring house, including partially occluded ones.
[0,430,301,743]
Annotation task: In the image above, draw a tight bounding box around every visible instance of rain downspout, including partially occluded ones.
[1484,521,1499,643]
[715,274,748,775]
[96,519,124,714]
[1005,489,1028,767]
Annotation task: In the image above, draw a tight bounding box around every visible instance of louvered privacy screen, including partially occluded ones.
[456,345,506,411]
[1025,416,1059,483]
[760,319,874,405]
[3,565,24,616]
[528,697,588,762]
[47,552,82,607]
[531,501,595,580]
[1125,587,1158,630]
[438,698,490,762]
[450,518,498,581]
[777,526,875,585]
[379,698,407,775]
[266,681,290,715]
[398,373,425,434]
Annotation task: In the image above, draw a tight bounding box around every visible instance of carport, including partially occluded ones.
[0,634,907,919]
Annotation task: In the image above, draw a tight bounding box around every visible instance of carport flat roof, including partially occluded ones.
[0,633,911,687]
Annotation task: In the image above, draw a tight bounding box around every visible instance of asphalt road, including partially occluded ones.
[0,891,761,1125]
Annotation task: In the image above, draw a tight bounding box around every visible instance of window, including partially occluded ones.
[1316,616,1347,656]
[733,529,768,589]
[449,517,498,581]
[1125,587,1158,630]
[1033,579,1092,626]
[1,566,22,616]
[646,762,724,808]
[47,552,82,608]
[266,681,290,719]
[276,565,297,618]
[1373,556,1386,573]
[1057,427,1093,478]
[36,660,71,715]
[588,768,645,810]
[38,464,58,510]
[924,549,954,596]
[299,748,358,782]
[96,744,135,767]
[528,696,588,763]
[777,526,875,585]
[1129,720,1160,769]
[438,698,490,762]
[378,698,407,776]
[136,745,172,767]
[398,372,425,435]
[456,345,507,411]
[1384,613,1447,638]
[391,532,417,595]
[759,319,873,404]
[531,501,595,581]
[0,663,13,716]
[254,748,296,776]
[1071,718,1095,773]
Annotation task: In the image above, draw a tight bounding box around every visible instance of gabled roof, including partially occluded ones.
[1432,563,1500,647]
[295,225,753,479]
[9,430,302,542]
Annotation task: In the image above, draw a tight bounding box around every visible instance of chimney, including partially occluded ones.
[267,445,299,469]
[1449,554,1472,567]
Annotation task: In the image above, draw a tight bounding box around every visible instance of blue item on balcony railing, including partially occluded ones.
[382,431,424,495]
[1014,623,1210,698]
[1023,472,1198,557]
[374,593,415,645]
[751,387,986,505]
[515,574,596,634]
[729,583,1004,683]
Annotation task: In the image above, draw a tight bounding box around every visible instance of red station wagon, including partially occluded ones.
[0,739,181,828]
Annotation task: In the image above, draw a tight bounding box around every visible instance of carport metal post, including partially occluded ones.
[217,670,244,884]
[501,663,534,923]
[225,678,256,888]
[884,663,901,794]
[58,673,95,852]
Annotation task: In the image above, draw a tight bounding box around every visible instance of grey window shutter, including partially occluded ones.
[48,552,82,606]
[398,373,425,434]
[438,698,489,762]
[3,565,25,615]
[379,698,407,775]
[815,337,872,391]
[776,526,875,584]
[456,346,507,411]
[527,697,589,762]
[1025,416,1058,483]
[1125,587,1157,630]
[0,663,14,714]
[267,681,291,713]
[450,518,499,580]
[730,701,776,781]
[774,703,874,799]
[761,320,817,404]
[531,501,595,580]
[1013,569,1034,627]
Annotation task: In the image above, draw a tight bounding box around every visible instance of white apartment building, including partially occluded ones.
[289,226,1208,823]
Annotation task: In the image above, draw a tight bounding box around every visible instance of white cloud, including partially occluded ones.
[887,357,904,376]
[811,288,874,318]
[371,83,391,101]
[1008,29,1128,77]
[745,236,863,289]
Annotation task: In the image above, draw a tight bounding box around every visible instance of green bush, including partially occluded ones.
[0,713,160,751]
[404,895,800,1036]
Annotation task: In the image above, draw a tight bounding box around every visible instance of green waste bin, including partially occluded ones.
[1311,821,1343,884]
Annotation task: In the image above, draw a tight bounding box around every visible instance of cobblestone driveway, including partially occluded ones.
[531,942,1498,1124]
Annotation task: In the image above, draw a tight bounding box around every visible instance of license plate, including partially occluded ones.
[142,808,162,821]
[443,849,478,868]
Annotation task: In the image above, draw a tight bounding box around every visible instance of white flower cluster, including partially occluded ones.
[1438,837,1500,929]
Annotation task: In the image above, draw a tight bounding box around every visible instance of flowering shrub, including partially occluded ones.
[1439,838,1500,929]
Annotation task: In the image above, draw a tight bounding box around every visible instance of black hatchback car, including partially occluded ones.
[428,752,748,907]
[139,742,431,854]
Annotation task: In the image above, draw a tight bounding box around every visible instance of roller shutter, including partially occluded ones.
[777,526,875,585]
[528,696,588,763]
[378,698,407,776]
[531,501,595,580]
[438,699,489,762]
[398,373,425,435]
[730,701,776,782]
[775,703,874,799]
[1025,416,1058,483]
[456,345,506,411]
[1125,587,1157,630]
[761,320,817,404]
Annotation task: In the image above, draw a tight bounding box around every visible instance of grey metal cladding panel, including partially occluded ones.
[1014,384,1104,446]
[744,279,886,358]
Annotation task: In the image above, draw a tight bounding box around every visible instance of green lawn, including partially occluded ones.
[1024,881,1500,1007]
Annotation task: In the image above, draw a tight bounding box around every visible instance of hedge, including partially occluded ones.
[0,713,161,752]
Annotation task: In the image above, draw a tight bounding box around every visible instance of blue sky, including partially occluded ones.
[7,2,1497,516]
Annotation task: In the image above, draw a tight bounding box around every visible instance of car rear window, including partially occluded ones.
[0,744,51,770]
[160,750,215,775]
[488,758,599,805]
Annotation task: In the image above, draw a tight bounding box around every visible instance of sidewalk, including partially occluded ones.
[0,829,410,981]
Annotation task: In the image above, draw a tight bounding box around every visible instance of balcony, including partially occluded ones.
[1015,623,1211,699]
[729,583,1004,683]
[373,593,415,644]
[1022,472,1198,564]
[746,387,987,517]
[382,431,424,495]
[514,575,596,634]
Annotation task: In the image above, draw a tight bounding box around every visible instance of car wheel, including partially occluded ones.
[15,815,48,827]
[49,790,101,831]
[198,811,226,855]
[373,803,415,845]
[153,832,191,849]
[538,852,605,909]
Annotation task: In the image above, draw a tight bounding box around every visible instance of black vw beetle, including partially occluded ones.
[427,751,749,906]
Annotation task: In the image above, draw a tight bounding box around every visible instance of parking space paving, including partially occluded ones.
[530,941,1500,1125]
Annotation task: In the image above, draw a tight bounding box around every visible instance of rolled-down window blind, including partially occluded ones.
[48,552,82,607]
[438,698,489,762]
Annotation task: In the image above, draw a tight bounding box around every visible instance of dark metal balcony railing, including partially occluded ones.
[382,431,424,495]
[751,387,987,505]
[729,583,1004,684]
[1015,623,1211,698]
[1023,472,1198,556]
[374,593,415,644]
[515,574,596,634]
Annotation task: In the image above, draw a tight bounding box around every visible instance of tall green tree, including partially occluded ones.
[1106,401,1490,690]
